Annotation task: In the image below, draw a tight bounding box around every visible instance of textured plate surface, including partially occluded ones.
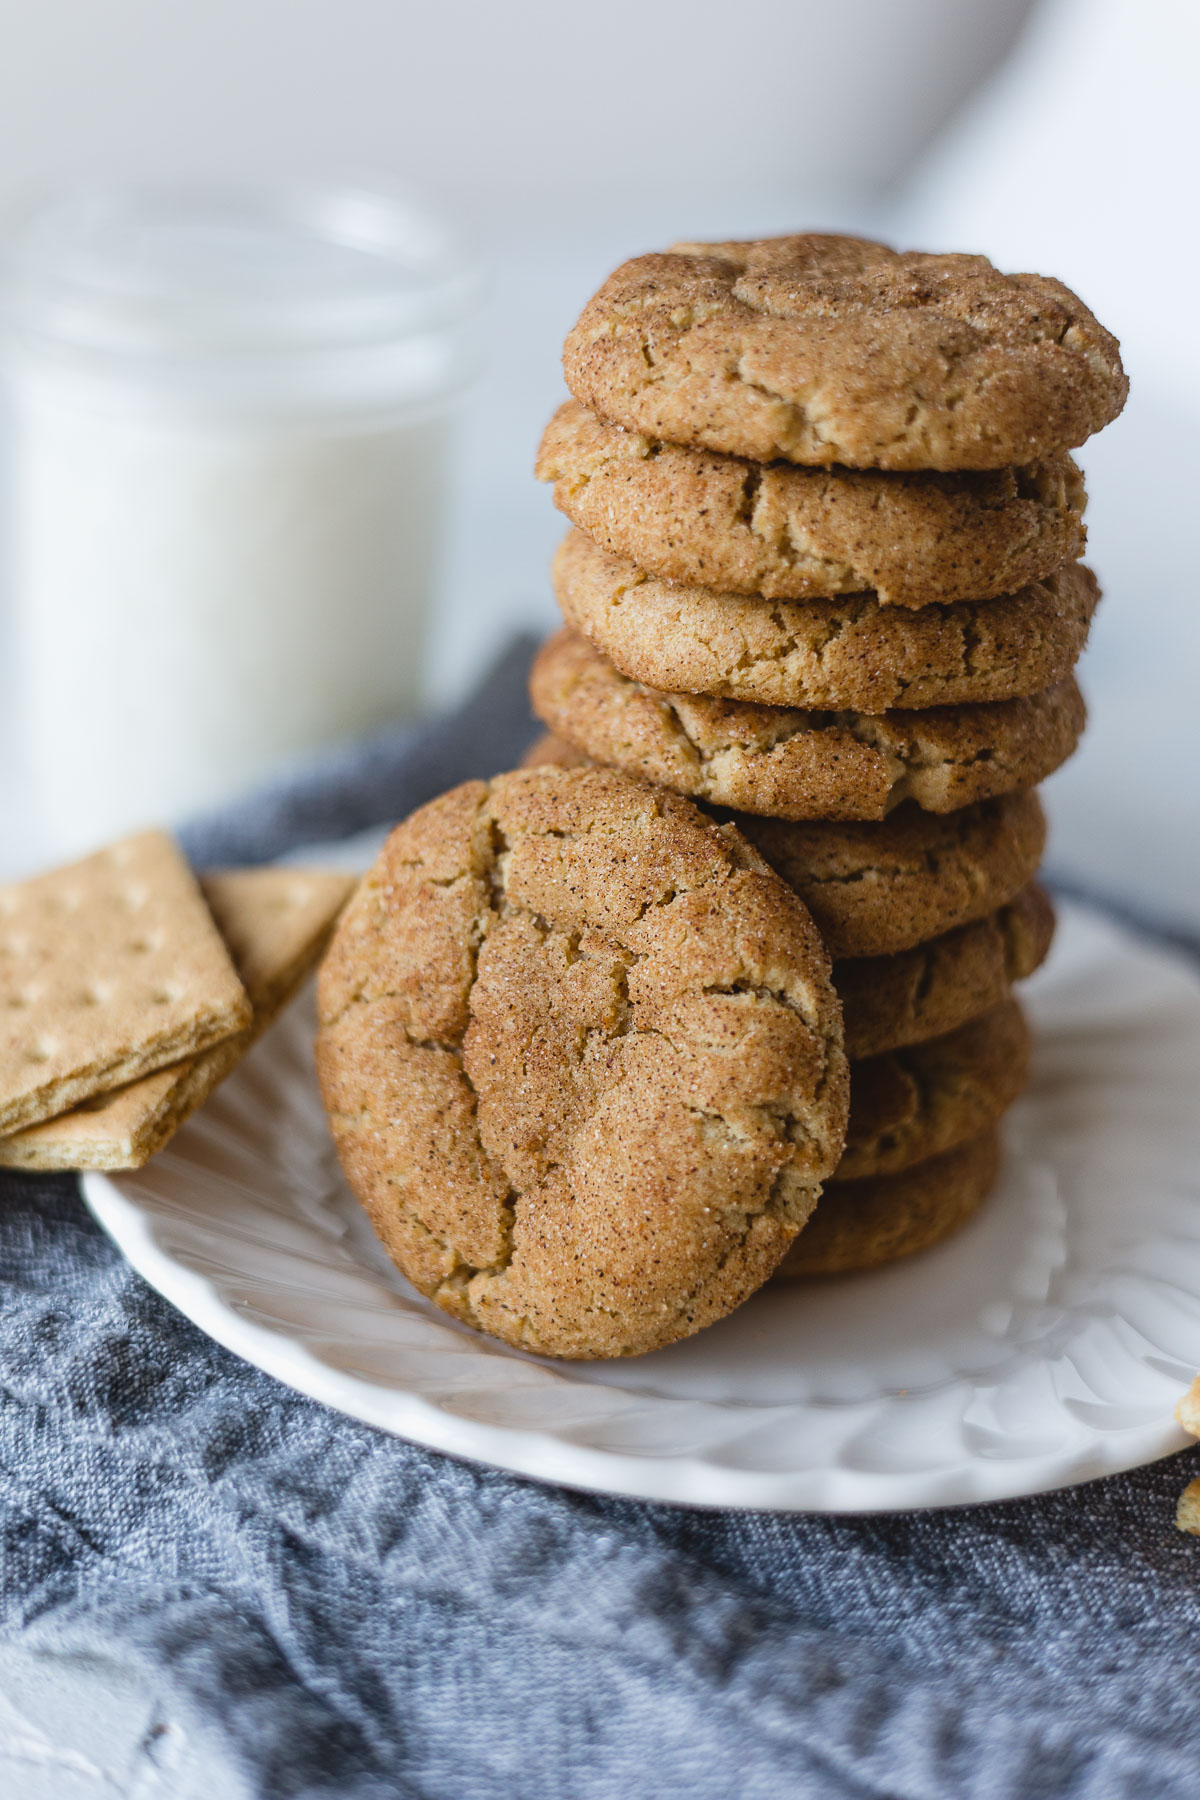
[83,902,1200,1513]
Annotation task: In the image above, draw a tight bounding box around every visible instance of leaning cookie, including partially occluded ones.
[316,767,849,1361]
[836,886,1054,1059]
[530,629,1085,821]
[563,235,1127,470]
[538,400,1088,608]
[521,731,1047,960]
[836,999,1029,1182]
[777,1130,1000,1277]
[554,531,1098,711]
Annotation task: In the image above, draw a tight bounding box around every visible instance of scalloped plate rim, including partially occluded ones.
[77,1168,1198,1512]
[81,900,1200,1514]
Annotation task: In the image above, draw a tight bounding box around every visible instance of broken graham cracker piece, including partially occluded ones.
[0,868,355,1172]
[1175,1375,1200,1438]
[199,868,356,1016]
[0,830,251,1136]
[1177,1480,1200,1536]
[1171,1382,1200,1534]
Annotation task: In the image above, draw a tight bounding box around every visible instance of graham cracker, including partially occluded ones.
[1176,1375,1200,1438]
[0,831,252,1136]
[1177,1478,1200,1536]
[0,868,355,1172]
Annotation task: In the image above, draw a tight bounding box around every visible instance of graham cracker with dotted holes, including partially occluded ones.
[0,831,251,1136]
[0,867,355,1171]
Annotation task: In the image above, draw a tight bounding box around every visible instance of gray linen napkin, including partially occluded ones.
[3,638,1200,1800]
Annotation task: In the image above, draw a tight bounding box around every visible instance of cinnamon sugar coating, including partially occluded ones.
[317,767,848,1360]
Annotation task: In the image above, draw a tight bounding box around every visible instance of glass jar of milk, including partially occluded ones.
[0,183,480,857]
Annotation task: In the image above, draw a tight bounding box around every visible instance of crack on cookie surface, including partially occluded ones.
[554,530,1099,713]
[529,628,1085,823]
[316,767,848,1359]
[522,734,1049,964]
[565,237,1126,471]
[534,403,1091,610]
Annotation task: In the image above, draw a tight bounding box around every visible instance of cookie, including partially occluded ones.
[530,628,1085,821]
[0,869,354,1172]
[538,400,1088,608]
[522,731,1047,961]
[563,235,1127,470]
[0,830,251,1137]
[836,999,1028,1182]
[740,801,1047,957]
[553,530,1097,711]
[836,885,1054,1059]
[316,767,849,1361]
[776,1129,999,1277]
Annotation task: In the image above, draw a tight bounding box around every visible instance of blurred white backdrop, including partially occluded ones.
[0,0,1032,206]
[902,0,1200,930]
[0,0,1035,707]
[1,0,1196,934]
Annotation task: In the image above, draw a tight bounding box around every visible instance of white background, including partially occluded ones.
[0,0,1034,703]
[0,0,1033,206]
[0,0,1195,918]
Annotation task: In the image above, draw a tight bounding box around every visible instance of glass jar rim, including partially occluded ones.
[0,179,482,364]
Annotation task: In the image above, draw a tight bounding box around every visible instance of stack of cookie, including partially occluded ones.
[529,233,1127,1276]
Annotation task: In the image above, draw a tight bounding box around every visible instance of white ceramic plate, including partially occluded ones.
[83,901,1200,1513]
